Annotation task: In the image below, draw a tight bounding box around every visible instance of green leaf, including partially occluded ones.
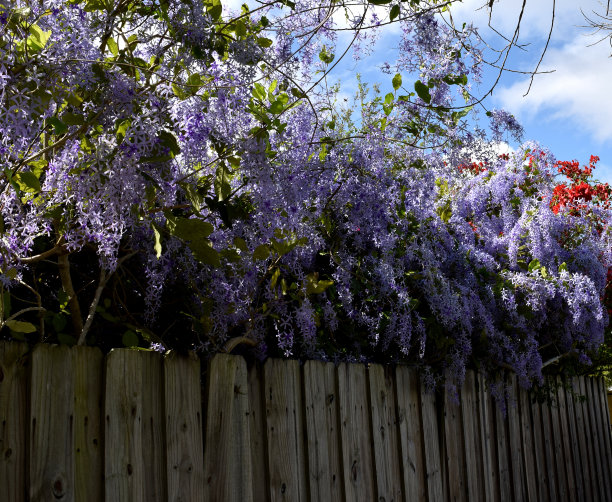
[442,74,468,86]
[52,314,67,333]
[256,37,273,48]
[306,273,334,294]
[253,83,267,102]
[253,244,270,261]
[190,243,220,266]
[528,259,541,273]
[414,80,431,104]
[115,119,131,142]
[27,25,51,52]
[390,4,400,21]
[153,225,162,258]
[270,267,281,289]
[214,164,232,201]
[319,46,335,64]
[367,0,392,4]
[122,330,140,347]
[158,130,181,156]
[392,73,402,91]
[14,171,41,193]
[2,291,11,317]
[558,262,568,273]
[166,215,214,240]
[233,237,248,252]
[47,117,68,135]
[5,320,37,333]
[106,38,119,56]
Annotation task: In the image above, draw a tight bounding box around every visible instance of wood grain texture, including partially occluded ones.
[548,381,569,502]
[72,346,103,502]
[573,378,595,502]
[368,364,403,502]
[0,342,28,502]
[247,361,268,500]
[461,371,484,502]
[477,374,499,502]
[530,397,550,502]
[541,400,559,502]
[165,351,204,502]
[444,383,467,502]
[104,349,145,502]
[506,376,526,502]
[395,366,427,502]
[595,378,612,496]
[588,377,610,501]
[555,377,576,501]
[264,358,307,502]
[203,354,252,502]
[29,344,75,502]
[337,362,375,502]
[493,384,512,502]
[420,385,443,502]
[583,376,605,501]
[563,380,585,502]
[303,360,343,501]
[517,386,538,502]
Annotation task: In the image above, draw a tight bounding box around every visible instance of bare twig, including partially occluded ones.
[58,252,84,336]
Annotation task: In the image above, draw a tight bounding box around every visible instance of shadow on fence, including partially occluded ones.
[1,342,611,501]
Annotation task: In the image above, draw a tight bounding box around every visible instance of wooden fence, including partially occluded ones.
[1,341,611,501]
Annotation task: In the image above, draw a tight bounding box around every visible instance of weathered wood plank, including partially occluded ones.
[493,384,512,502]
[548,380,569,502]
[555,377,576,501]
[203,354,252,501]
[461,371,484,502]
[421,384,443,501]
[517,385,538,502]
[337,362,375,502]
[72,346,103,502]
[589,377,611,501]
[530,395,550,502]
[507,376,526,502]
[303,360,343,501]
[444,382,467,502]
[573,377,594,502]
[395,366,427,502]
[0,342,29,502]
[540,398,559,502]
[584,376,605,501]
[563,379,585,502]
[165,351,204,502]
[595,378,612,494]
[264,358,307,502]
[105,349,145,502]
[369,364,403,502]
[247,361,268,501]
[29,344,75,502]
[477,374,499,502]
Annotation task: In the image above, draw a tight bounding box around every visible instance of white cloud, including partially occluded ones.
[495,37,612,142]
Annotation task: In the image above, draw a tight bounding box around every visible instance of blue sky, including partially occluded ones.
[224,1,612,182]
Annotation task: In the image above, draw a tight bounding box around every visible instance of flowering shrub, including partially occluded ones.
[0,0,610,392]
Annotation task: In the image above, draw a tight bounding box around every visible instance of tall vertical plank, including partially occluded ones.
[580,377,606,502]
[420,386,443,501]
[461,372,484,502]
[369,364,403,502]
[395,366,427,502]
[530,396,550,502]
[517,386,538,502]
[555,378,576,501]
[0,342,28,502]
[303,360,343,501]
[563,380,585,501]
[247,362,268,500]
[203,354,252,501]
[589,377,611,501]
[165,351,204,502]
[548,382,569,502]
[573,378,594,502]
[540,400,559,502]
[264,358,307,501]
[105,349,145,502]
[494,388,512,502]
[507,376,526,502]
[444,384,467,502]
[337,362,376,502]
[477,374,499,502]
[595,378,612,491]
[29,344,75,502]
[72,346,103,502]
